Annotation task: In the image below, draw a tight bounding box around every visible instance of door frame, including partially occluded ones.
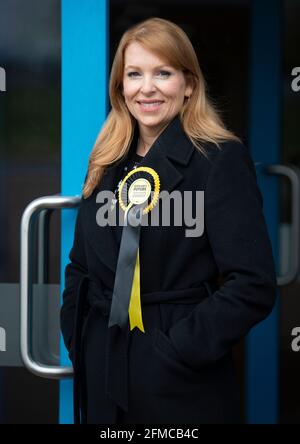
[60,0,109,424]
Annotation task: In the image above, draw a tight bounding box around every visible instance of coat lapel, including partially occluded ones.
[86,114,195,280]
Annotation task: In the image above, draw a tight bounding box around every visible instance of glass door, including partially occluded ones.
[280,0,300,424]
[0,0,61,423]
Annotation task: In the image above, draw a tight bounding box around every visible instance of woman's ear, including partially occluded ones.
[184,86,193,100]
[184,73,194,98]
[185,87,193,99]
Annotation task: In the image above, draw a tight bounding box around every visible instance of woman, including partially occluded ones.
[60,17,277,424]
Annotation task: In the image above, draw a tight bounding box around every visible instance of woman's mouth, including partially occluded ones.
[137,100,164,112]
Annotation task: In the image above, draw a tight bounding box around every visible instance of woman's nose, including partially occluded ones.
[140,75,156,93]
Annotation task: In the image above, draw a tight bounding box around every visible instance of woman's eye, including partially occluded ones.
[158,70,171,77]
[127,71,140,77]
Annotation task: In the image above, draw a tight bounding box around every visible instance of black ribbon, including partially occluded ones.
[108,205,143,331]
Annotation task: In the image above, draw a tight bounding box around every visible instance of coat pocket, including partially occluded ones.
[154,302,201,373]
[158,302,199,335]
[153,328,181,361]
[152,327,201,377]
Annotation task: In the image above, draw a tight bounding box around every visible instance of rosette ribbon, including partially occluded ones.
[108,166,160,333]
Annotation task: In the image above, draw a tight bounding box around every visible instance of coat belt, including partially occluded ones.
[72,277,215,423]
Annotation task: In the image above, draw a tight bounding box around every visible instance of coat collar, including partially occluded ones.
[86,114,195,281]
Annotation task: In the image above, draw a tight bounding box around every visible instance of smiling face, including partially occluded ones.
[122,42,193,136]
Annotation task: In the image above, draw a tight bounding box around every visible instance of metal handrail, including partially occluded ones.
[20,194,80,378]
[264,164,300,286]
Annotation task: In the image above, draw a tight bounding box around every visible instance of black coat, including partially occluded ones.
[60,115,277,424]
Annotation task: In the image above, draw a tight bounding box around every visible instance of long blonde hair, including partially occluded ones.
[83,17,240,198]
